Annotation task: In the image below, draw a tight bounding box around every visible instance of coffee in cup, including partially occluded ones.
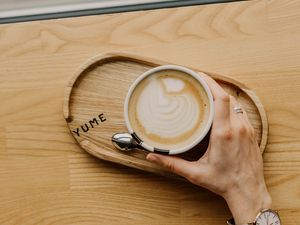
[119,65,214,155]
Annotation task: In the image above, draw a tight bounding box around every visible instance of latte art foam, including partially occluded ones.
[128,70,210,150]
[138,78,200,137]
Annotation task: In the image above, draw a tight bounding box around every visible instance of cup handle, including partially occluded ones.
[112,132,142,151]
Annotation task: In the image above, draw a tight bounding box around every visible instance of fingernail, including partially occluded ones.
[146,153,157,161]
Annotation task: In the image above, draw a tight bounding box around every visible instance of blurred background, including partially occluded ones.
[0,0,234,23]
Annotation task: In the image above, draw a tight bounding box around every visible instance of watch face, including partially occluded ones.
[256,210,281,225]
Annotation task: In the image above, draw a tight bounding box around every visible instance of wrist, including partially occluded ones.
[224,183,272,224]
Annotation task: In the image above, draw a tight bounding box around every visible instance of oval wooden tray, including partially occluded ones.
[63,52,268,178]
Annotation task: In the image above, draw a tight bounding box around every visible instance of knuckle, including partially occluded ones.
[224,131,233,140]
[164,160,175,172]
[213,128,233,140]
[237,124,248,136]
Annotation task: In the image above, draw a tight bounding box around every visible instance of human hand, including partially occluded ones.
[146,74,272,224]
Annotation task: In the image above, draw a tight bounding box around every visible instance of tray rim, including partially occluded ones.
[63,52,268,154]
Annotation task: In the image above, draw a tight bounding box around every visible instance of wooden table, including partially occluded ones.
[0,0,299,224]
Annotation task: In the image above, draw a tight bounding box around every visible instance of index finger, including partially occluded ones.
[199,72,230,125]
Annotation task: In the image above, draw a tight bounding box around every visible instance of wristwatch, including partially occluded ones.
[227,209,281,225]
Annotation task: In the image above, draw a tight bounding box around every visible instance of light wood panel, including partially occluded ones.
[0,0,299,224]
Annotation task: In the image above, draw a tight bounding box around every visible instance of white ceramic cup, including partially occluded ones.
[123,65,214,155]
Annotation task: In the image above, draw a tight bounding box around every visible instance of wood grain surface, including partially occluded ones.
[0,0,299,224]
[63,53,268,178]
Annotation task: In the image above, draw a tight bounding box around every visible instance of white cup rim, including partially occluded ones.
[124,65,214,155]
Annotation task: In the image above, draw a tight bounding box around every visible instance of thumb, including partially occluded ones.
[146,153,197,180]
